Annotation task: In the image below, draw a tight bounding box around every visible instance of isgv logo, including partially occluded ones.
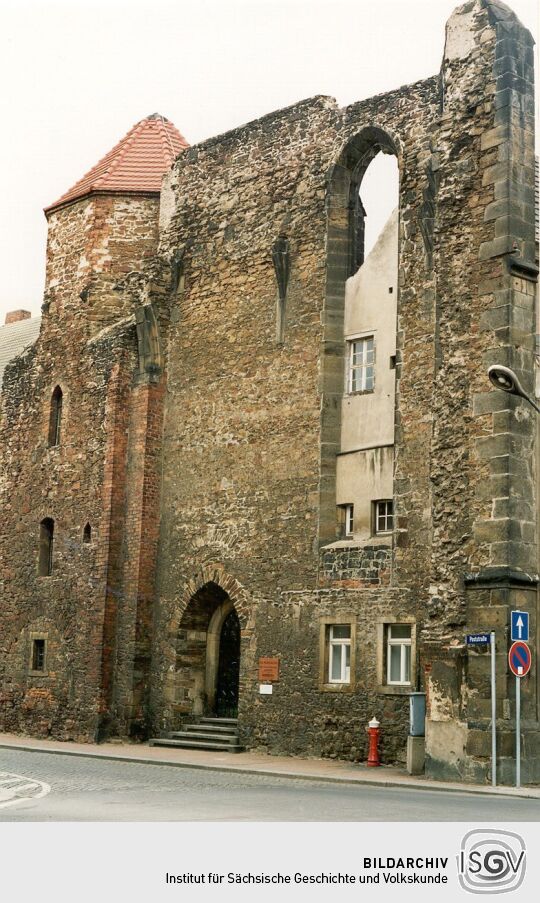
[457,830,526,895]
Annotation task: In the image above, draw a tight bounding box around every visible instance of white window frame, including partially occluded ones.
[347,334,375,394]
[344,503,354,537]
[386,625,412,686]
[375,499,393,535]
[328,625,351,684]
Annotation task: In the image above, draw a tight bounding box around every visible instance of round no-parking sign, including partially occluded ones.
[508,641,532,678]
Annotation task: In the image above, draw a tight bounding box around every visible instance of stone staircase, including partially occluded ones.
[148,717,244,753]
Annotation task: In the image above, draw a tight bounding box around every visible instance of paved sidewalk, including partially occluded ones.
[1,732,539,800]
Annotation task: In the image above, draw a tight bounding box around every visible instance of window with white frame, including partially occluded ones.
[344,503,354,537]
[375,499,393,534]
[328,625,351,683]
[347,336,375,393]
[386,625,411,685]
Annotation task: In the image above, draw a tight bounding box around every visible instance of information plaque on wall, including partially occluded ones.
[258,657,280,682]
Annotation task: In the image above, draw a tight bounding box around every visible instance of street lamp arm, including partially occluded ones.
[487,364,540,416]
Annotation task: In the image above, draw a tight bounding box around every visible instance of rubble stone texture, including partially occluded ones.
[0,0,537,782]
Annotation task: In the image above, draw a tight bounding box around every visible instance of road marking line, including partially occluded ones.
[0,771,51,810]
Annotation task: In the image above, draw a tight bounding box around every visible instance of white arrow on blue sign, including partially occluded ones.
[511,611,529,643]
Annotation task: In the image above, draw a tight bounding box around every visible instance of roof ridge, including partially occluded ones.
[158,115,176,160]
[92,118,145,189]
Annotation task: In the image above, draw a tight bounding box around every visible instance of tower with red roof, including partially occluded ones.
[44,114,188,329]
[0,114,188,742]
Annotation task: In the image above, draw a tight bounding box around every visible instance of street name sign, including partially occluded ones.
[466,633,491,646]
[511,611,529,642]
[508,641,532,678]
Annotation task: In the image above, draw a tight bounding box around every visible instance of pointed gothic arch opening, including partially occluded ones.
[48,385,63,447]
[176,581,241,718]
[320,127,400,547]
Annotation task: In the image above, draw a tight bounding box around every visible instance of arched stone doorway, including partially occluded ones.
[214,607,240,717]
[175,581,241,718]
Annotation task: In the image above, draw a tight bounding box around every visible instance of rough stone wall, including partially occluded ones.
[420,0,538,783]
[422,0,537,634]
[151,75,440,749]
[319,545,391,587]
[0,322,134,739]
[111,372,167,737]
[45,196,160,331]
[0,193,163,740]
[0,0,536,781]
[238,588,411,762]
[152,2,537,779]
[151,95,340,731]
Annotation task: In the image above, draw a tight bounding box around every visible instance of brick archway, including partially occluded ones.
[179,564,251,629]
[175,567,252,717]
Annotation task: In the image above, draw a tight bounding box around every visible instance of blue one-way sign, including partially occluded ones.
[511,611,529,642]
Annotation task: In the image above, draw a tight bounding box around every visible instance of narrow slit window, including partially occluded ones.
[32,639,46,672]
[83,523,92,544]
[38,518,54,576]
[48,386,63,447]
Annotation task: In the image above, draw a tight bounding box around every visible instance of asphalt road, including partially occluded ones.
[0,748,538,821]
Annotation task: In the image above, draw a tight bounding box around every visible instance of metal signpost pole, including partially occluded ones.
[508,620,531,789]
[466,631,497,786]
[490,631,496,787]
[516,674,520,789]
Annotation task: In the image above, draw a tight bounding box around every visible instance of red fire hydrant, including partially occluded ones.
[366,716,381,767]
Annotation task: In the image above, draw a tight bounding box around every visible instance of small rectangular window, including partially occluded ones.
[329,625,351,684]
[386,625,411,686]
[32,639,46,673]
[348,336,375,393]
[345,504,354,537]
[337,504,354,539]
[374,500,393,534]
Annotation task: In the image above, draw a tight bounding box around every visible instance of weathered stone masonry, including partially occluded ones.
[0,2,537,782]
[0,190,167,740]
[152,0,538,777]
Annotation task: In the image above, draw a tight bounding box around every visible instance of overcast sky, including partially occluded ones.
[0,0,537,322]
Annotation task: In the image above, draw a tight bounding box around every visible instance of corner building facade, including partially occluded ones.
[1,1,539,783]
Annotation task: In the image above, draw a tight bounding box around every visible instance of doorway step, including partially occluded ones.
[148,717,244,753]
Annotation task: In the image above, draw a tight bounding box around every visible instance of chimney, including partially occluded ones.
[4,310,31,326]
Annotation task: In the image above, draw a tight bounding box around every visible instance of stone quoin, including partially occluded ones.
[0,0,538,784]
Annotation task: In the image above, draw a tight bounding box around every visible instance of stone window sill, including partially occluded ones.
[321,537,392,551]
[319,682,355,694]
[377,684,415,696]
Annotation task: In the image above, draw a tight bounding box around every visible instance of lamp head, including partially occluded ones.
[487,364,526,398]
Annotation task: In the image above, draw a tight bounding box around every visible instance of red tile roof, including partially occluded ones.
[46,114,188,213]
